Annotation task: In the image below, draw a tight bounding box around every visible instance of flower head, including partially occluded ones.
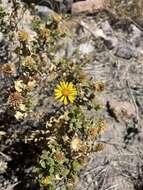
[70,137,82,151]
[18,30,29,42]
[2,64,15,76]
[41,176,52,186]
[54,151,65,162]
[55,81,77,105]
[40,27,50,39]
[95,143,104,152]
[93,81,104,92]
[52,14,62,23]
[8,92,23,109]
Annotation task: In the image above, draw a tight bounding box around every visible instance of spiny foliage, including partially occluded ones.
[0,1,107,189]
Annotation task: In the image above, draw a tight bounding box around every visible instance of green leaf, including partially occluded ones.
[61,186,68,190]
[72,161,81,171]
[62,168,69,177]
[49,185,56,190]
[49,166,54,174]
[40,160,46,169]
[0,6,6,18]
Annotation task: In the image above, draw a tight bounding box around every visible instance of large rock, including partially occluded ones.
[129,24,142,46]
[35,5,55,21]
[72,0,109,15]
[78,42,94,55]
[107,99,136,122]
[115,43,136,59]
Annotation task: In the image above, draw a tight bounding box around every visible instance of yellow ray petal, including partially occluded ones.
[56,84,62,91]
[70,90,77,95]
[55,92,62,99]
[68,95,75,103]
[60,81,65,88]
[61,81,68,88]
[55,89,60,93]
[68,82,73,89]
[65,82,69,88]
[59,96,65,102]
[64,97,68,105]
[55,81,77,105]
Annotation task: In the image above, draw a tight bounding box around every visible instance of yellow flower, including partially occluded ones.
[40,27,50,39]
[41,176,52,186]
[52,14,62,23]
[18,30,29,42]
[55,81,77,105]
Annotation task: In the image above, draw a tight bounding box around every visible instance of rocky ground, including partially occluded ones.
[0,0,143,190]
[74,17,143,190]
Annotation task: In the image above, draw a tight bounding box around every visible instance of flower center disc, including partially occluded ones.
[62,89,70,97]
